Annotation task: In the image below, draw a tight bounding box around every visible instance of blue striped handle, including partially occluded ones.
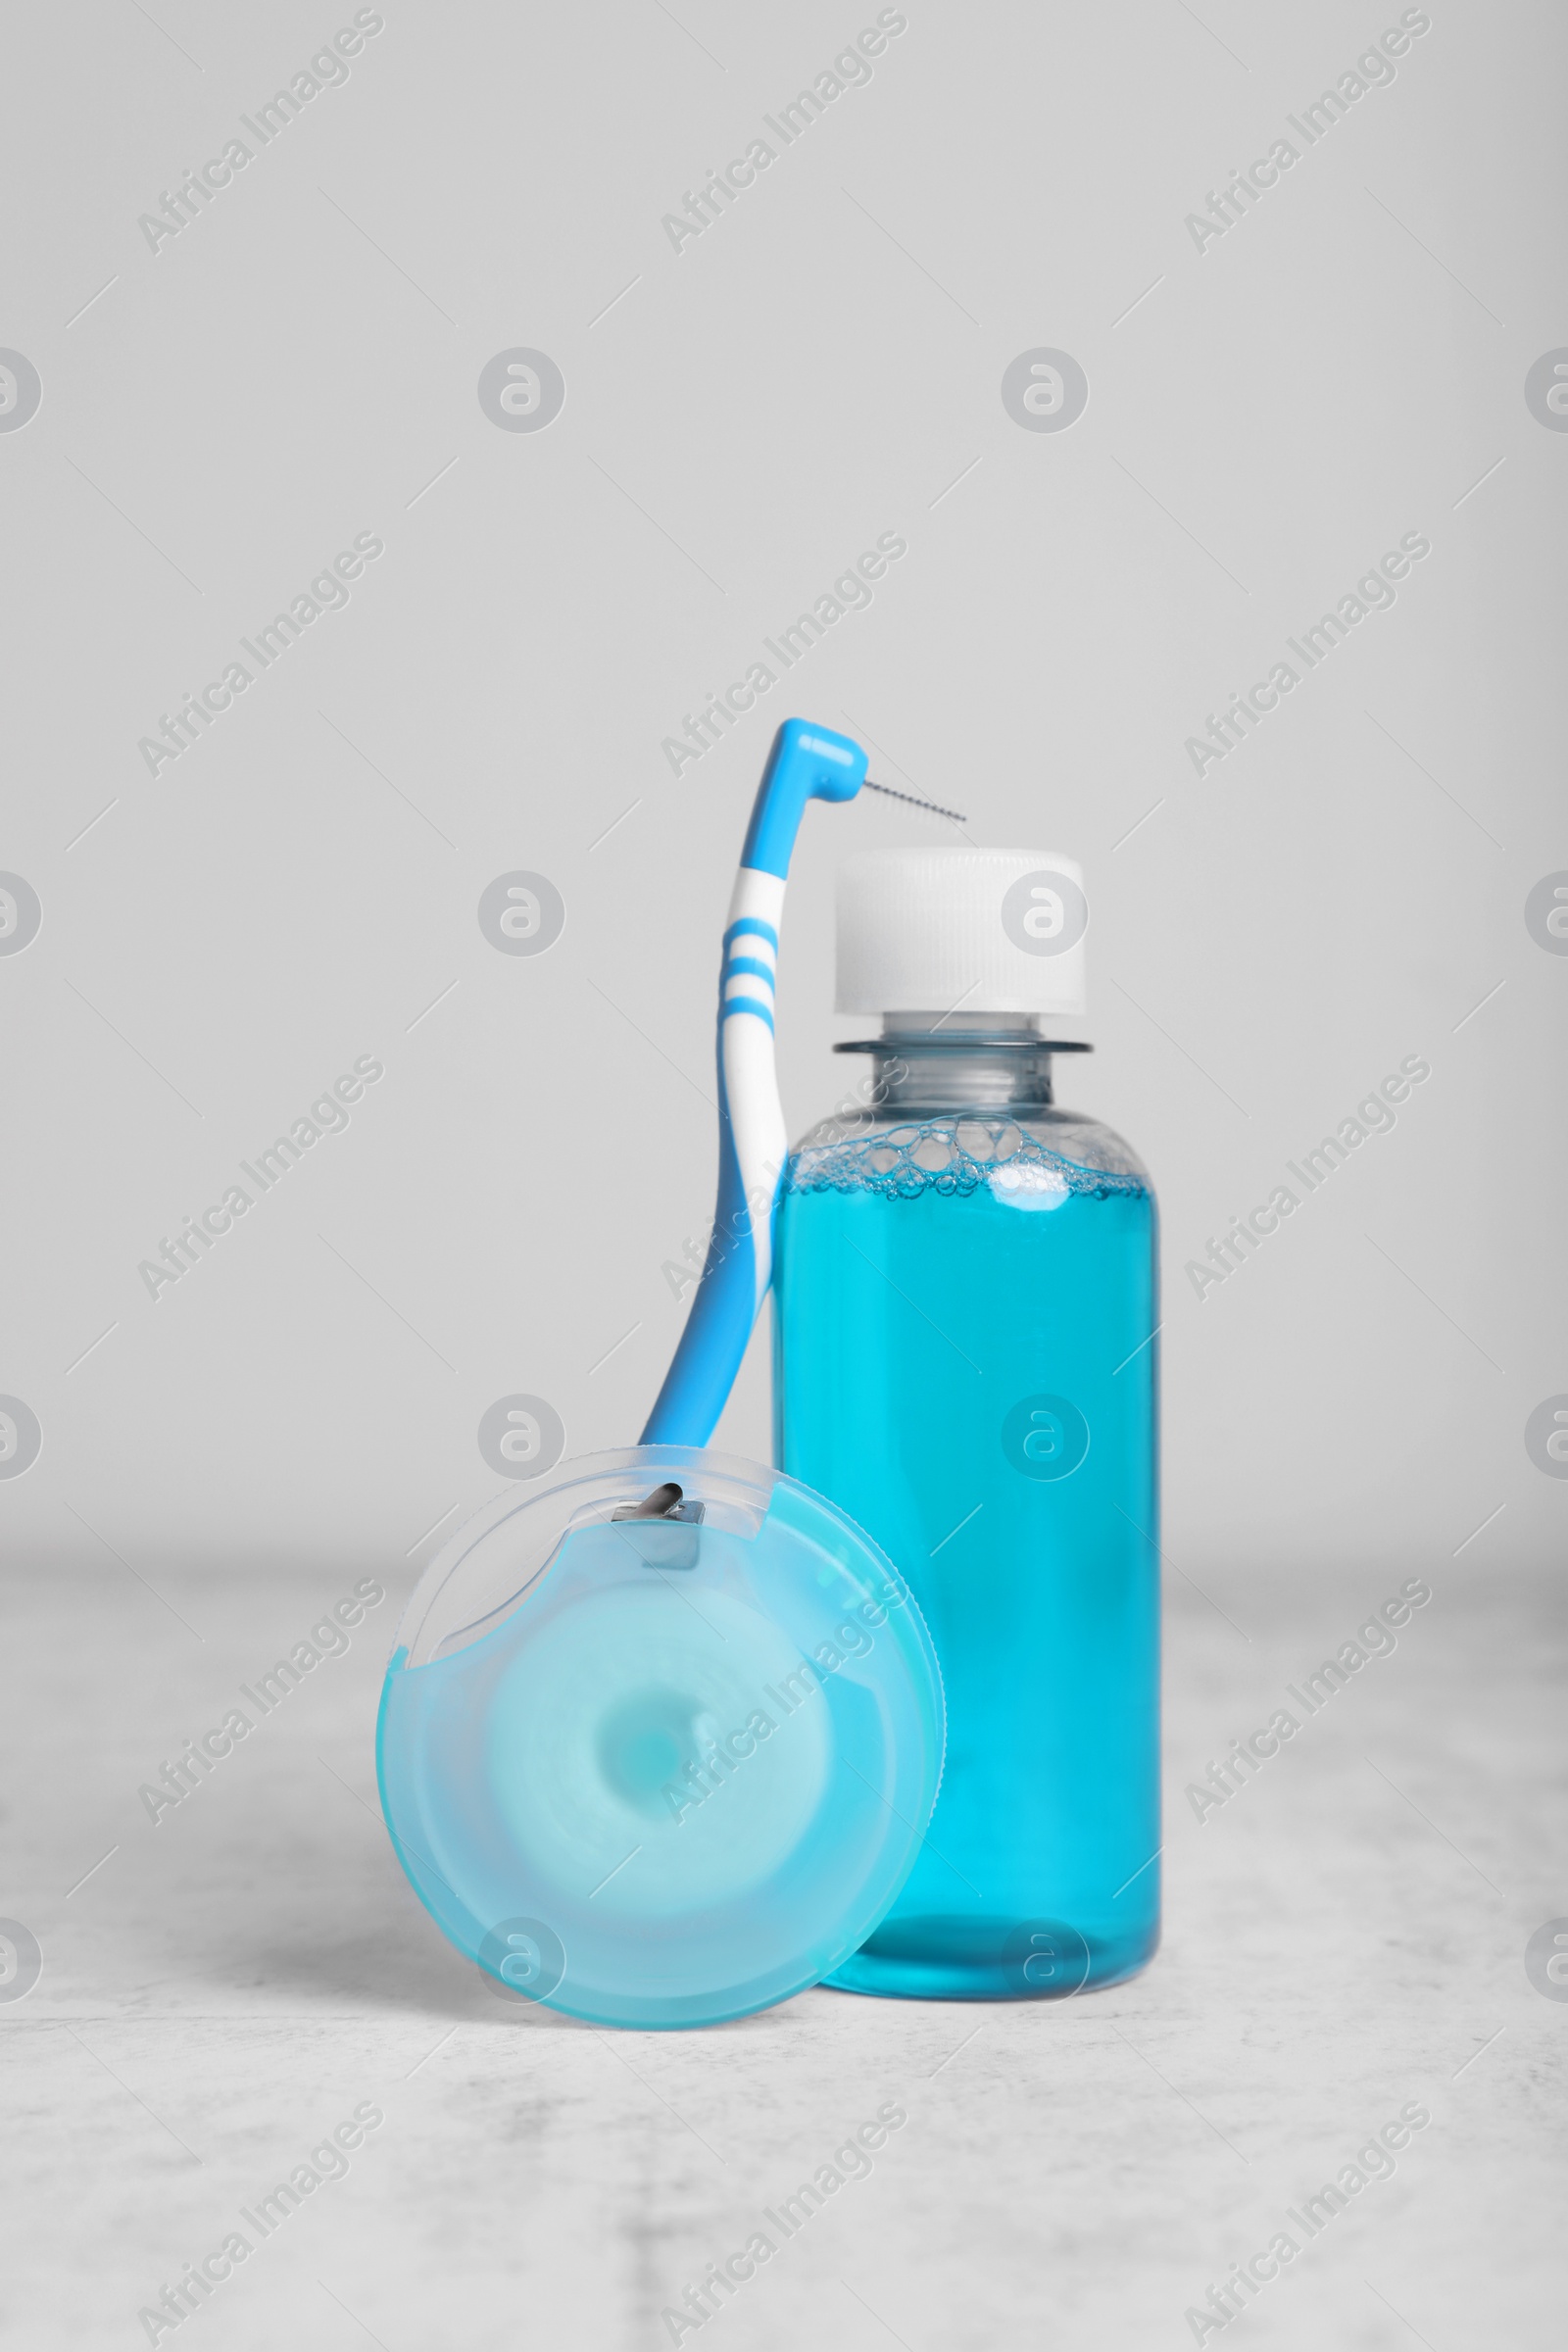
[640,720,867,1446]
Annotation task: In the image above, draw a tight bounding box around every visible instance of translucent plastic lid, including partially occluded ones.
[376,1446,946,2030]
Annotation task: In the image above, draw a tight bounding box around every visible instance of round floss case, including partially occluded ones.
[376,1446,946,2030]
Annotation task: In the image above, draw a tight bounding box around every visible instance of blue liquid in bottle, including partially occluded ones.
[773,1038,1159,1999]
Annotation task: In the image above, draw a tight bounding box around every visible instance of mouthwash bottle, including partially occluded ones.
[772,847,1159,1999]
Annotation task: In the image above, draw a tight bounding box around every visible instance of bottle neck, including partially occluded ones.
[846,1017,1079,1116]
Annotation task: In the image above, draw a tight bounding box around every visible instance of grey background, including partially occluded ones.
[4,0,1563,1583]
[3,6,1566,2349]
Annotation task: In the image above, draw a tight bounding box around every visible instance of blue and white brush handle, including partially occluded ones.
[641,718,867,1447]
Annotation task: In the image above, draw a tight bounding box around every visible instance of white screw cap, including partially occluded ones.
[835,847,1088,1019]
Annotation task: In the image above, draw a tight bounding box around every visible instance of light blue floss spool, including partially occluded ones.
[377,721,949,2030]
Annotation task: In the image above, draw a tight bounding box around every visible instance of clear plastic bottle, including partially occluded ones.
[772,859,1160,2001]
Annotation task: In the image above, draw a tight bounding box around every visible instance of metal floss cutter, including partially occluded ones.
[376,721,956,2030]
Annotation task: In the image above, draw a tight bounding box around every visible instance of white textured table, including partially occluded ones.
[4,1556,1562,2349]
